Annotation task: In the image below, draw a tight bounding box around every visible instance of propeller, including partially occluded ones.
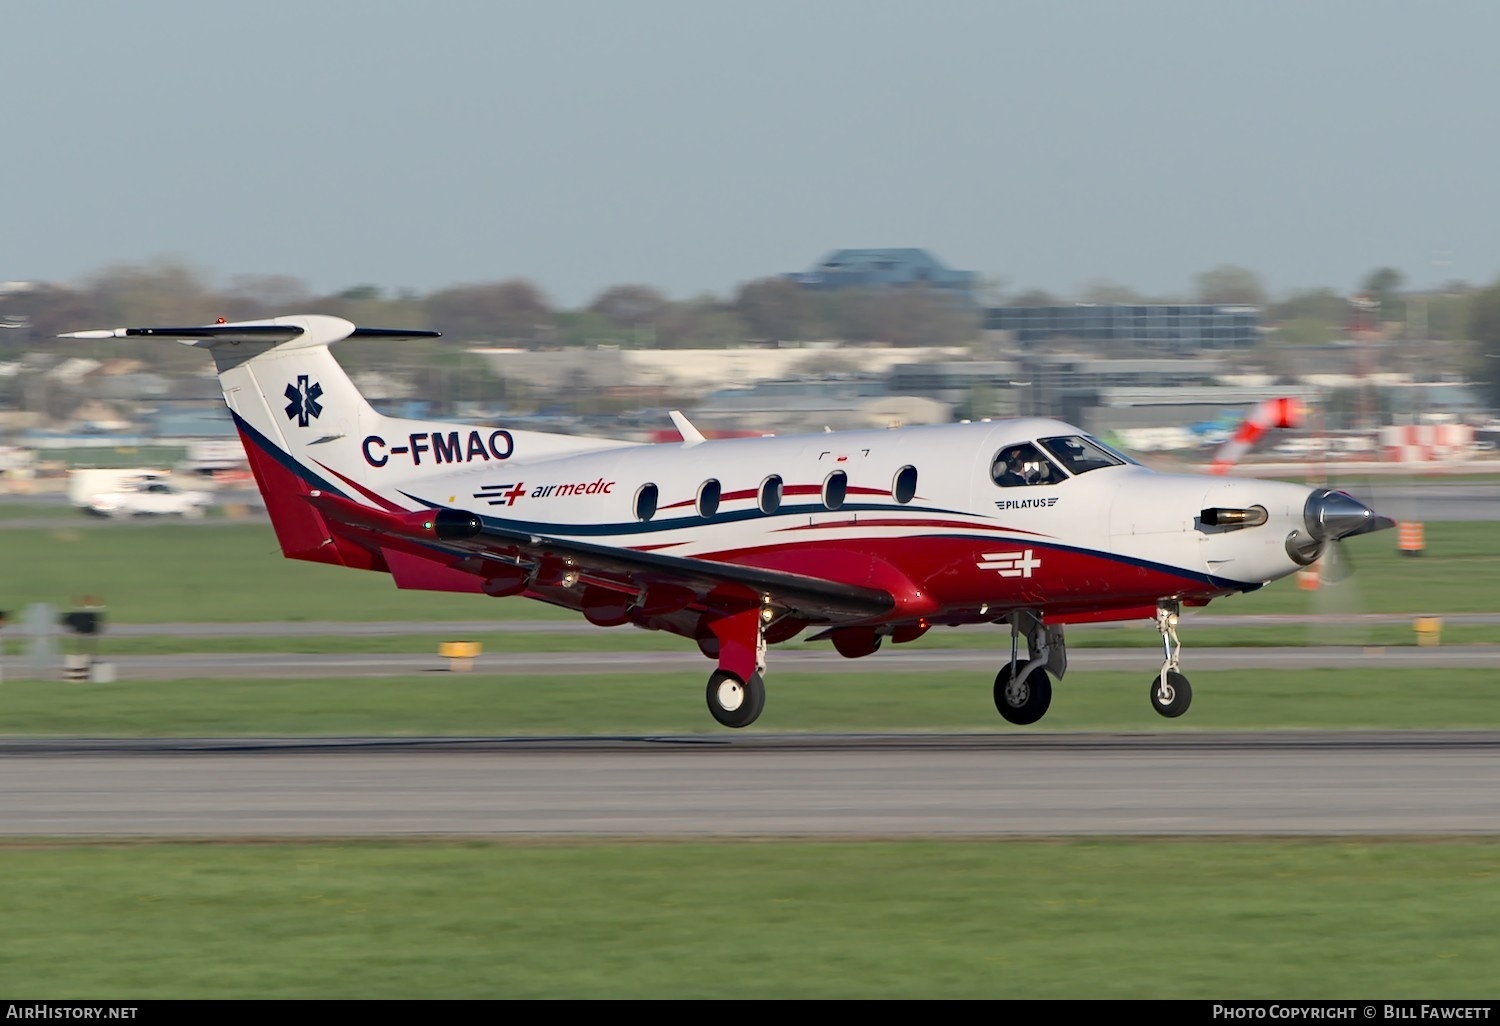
[1291,487,1394,645]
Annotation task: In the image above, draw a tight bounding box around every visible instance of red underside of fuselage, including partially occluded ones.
[696,533,1223,623]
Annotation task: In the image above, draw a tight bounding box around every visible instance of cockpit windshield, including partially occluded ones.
[1037,435,1134,476]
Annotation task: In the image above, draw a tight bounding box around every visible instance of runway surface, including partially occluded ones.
[2,731,1496,837]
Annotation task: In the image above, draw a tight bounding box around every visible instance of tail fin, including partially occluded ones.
[63,314,439,567]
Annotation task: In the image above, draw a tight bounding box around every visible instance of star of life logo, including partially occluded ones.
[284,375,323,427]
[977,549,1042,578]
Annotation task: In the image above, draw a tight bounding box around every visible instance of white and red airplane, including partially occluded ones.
[62,314,1394,729]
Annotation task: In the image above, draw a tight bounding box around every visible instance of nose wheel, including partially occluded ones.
[1150,670,1192,718]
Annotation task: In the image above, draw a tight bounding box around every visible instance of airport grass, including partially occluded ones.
[3,520,1499,625]
[2,667,1498,736]
[0,837,1496,998]
[11,620,1499,657]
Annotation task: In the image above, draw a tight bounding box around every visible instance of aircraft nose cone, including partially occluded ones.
[1304,488,1395,542]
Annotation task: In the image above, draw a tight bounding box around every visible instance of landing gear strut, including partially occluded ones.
[703,605,772,728]
[1150,603,1192,718]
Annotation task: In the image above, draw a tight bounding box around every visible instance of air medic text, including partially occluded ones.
[362,430,515,468]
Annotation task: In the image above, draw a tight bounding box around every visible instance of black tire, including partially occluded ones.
[993,665,1052,725]
[1149,671,1192,718]
[706,670,766,729]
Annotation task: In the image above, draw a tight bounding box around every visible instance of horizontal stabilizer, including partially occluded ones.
[60,315,440,347]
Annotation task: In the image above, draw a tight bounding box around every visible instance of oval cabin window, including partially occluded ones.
[759,475,783,514]
[635,482,659,522]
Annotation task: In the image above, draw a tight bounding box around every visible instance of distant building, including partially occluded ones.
[786,248,978,304]
[984,304,1262,350]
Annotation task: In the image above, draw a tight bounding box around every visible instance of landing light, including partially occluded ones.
[1201,506,1268,529]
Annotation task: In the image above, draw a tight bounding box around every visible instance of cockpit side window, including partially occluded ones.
[990,442,1062,488]
[1038,435,1129,476]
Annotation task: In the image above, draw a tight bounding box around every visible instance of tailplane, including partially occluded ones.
[61,314,635,569]
[67,315,437,566]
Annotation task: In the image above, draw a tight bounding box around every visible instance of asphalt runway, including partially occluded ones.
[2,732,1496,837]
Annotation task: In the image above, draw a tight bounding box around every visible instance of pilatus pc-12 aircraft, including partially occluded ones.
[62,314,1394,729]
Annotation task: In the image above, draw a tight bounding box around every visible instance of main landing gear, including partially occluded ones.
[1150,603,1192,718]
[702,605,772,729]
[993,611,1067,726]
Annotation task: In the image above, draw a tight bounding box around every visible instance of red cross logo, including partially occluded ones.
[501,482,527,506]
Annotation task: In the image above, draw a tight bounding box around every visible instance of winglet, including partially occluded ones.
[668,410,705,444]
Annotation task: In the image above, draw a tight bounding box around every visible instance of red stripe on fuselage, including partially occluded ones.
[311,459,407,513]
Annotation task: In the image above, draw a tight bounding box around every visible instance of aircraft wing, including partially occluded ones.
[306,492,896,622]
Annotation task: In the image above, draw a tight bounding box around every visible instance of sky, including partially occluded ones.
[5,0,1499,309]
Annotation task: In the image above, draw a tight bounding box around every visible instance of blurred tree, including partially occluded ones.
[1007,288,1059,307]
[813,287,976,346]
[218,274,313,321]
[1271,317,1338,346]
[426,279,554,343]
[89,259,211,324]
[85,260,215,372]
[1270,287,1347,325]
[1360,267,1405,322]
[1079,280,1147,305]
[1425,292,1473,341]
[555,309,632,347]
[6,285,103,352]
[733,277,810,342]
[653,295,748,348]
[1467,278,1500,409]
[1195,265,1267,306]
[587,285,668,329]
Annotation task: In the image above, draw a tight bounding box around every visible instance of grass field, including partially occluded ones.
[2,668,1497,736]
[3,519,1497,625]
[7,619,1496,660]
[1,838,1496,999]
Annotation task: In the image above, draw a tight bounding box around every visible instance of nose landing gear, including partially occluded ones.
[1150,603,1192,718]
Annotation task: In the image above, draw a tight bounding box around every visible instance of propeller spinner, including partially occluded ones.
[1285,488,1395,565]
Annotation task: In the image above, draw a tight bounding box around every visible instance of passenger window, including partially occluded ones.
[892,465,918,504]
[991,443,1061,488]
[635,483,659,521]
[823,470,847,510]
[697,479,721,518]
[759,475,783,514]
